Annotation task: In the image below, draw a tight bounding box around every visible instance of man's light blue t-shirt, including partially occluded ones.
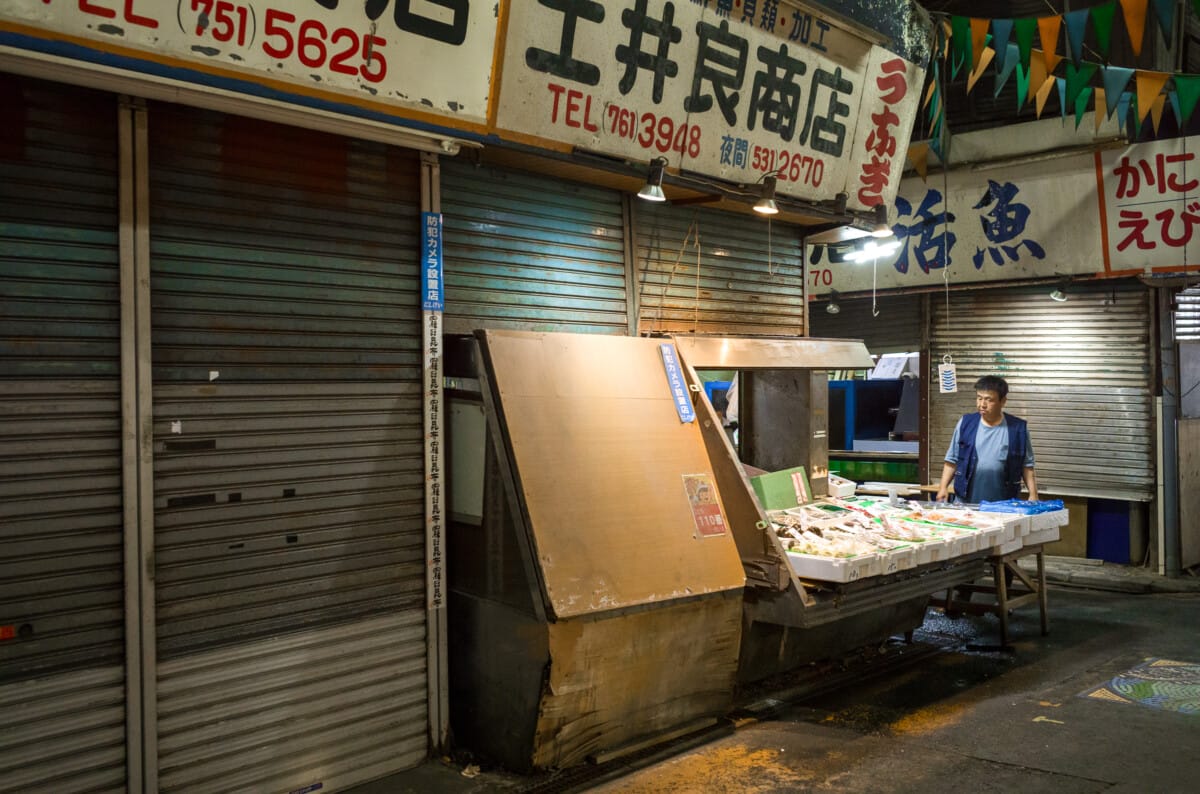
[945,416,1036,503]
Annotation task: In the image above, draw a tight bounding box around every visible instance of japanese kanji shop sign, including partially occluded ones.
[1099,138,1200,274]
[0,0,498,126]
[495,0,923,210]
[806,149,1105,295]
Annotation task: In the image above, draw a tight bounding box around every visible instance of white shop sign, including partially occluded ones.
[0,0,497,124]
[495,0,922,210]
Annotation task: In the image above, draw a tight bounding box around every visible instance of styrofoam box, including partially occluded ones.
[996,524,1061,554]
[880,544,917,574]
[786,551,881,583]
[1029,509,1069,532]
[937,528,979,557]
[911,536,949,565]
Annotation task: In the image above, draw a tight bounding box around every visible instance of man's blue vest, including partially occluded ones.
[953,411,1030,502]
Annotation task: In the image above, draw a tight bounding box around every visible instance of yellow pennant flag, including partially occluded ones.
[967,47,996,94]
[1136,70,1169,124]
[1035,75,1058,119]
[1095,87,1107,131]
[924,78,938,109]
[1121,0,1148,57]
[1038,16,1063,73]
[1150,93,1167,134]
[971,18,990,70]
[907,142,931,182]
[1027,55,1048,107]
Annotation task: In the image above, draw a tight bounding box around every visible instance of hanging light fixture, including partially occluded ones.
[753,174,779,215]
[1049,279,1069,302]
[637,156,668,202]
[826,289,841,315]
[844,238,901,262]
[871,203,894,238]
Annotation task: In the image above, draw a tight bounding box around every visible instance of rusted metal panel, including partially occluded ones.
[0,73,127,792]
[635,203,808,336]
[1179,418,1200,569]
[440,161,629,335]
[929,281,1154,501]
[147,102,428,791]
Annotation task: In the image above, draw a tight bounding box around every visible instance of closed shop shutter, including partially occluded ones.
[1177,287,1200,341]
[634,203,805,336]
[148,105,427,792]
[441,161,629,334]
[929,281,1154,501]
[0,76,127,793]
[808,294,922,354]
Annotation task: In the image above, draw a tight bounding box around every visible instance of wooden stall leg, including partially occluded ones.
[995,559,1010,648]
[1037,550,1048,636]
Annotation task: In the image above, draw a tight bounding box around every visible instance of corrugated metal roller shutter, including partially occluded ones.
[929,281,1154,501]
[0,75,127,793]
[441,161,628,334]
[1177,287,1200,341]
[808,295,922,354]
[148,104,427,792]
[634,203,805,335]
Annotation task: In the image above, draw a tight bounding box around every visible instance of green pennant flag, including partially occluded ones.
[1174,74,1200,127]
[1014,17,1037,74]
[951,16,971,79]
[1074,86,1094,130]
[1091,0,1118,60]
[1064,61,1099,115]
[1016,61,1031,108]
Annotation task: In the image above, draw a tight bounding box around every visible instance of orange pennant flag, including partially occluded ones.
[967,47,996,94]
[1121,0,1148,57]
[1035,75,1058,119]
[907,143,931,182]
[942,19,953,59]
[970,18,990,70]
[1136,70,1169,124]
[1038,16,1063,73]
[924,78,937,109]
[1149,94,1167,135]
[1095,88,1107,132]
[1027,55,1048,107]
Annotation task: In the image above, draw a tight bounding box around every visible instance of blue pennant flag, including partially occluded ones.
[1063,9,1090,65]
[1102,65,1135,118]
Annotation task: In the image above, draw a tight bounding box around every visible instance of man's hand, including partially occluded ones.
[936,462,957,502]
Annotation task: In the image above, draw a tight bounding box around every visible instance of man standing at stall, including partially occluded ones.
[936,375,1038,504]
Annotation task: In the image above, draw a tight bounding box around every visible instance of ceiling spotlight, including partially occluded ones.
[826,289,841,315]
[1049,286,1068,302]
[637,157,668,202]
[871,203,894,238]
[753,174,779,215]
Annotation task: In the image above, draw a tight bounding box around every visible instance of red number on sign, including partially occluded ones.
[297,19,328,68]
[329,28,359,74]
[361,35,387,82]
[211,0,236,42]
[262,9,295,58]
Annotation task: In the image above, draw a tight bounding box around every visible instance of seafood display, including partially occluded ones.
[764,495,1067,584]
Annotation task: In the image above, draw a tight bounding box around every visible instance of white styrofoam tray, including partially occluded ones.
[785,550,881,583]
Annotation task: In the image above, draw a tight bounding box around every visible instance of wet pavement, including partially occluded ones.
[351,574,1200,794]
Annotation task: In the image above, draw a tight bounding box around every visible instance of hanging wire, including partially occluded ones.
[938,19,953,354]
[656,217,699,333]
[693,213,702,334]
[872,253,880,317]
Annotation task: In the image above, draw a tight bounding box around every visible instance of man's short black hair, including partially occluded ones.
[974,375,1009,400]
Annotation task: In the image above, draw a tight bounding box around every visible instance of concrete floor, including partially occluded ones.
[353,581,1200,793]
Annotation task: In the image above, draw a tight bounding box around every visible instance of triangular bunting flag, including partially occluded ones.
[1016,61,1031,109]
[1174,74,1200,126]
[991,19,1014,72]
[995,43,1020,98]
[951,16,971,77]
[1095,87,1107,131]
[1120,0,1149,57]
[1037,16,1063,73]
[970,18,990,71]
[907,142,930,182]
[1015,17,1037,74]
[1036,74,1057,119]
[1150,93,1167,134]
[1092,1,1118,60]
[1063,9,1090,66]
[1136,70,1169,124]
[1117,91,1133,136]
[1075,86,1094,130]
[1027,55,1049,107]
[1057,77,1068,121]
[1102,65,1136,118]
[1169,89,1182,127]
[1064,61,1098,114]
[923,77,937,110]
[967,47,996,94]
[1151,0,1175,44]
